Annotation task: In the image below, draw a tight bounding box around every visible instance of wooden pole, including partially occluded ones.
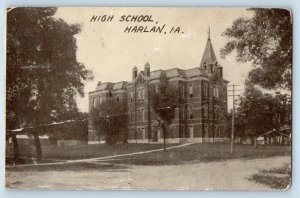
[230,85,235,154]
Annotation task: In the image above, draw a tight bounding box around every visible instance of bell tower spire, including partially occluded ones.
[200,26,218,73]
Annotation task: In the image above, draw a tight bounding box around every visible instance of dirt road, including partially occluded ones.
[6,156,291,190]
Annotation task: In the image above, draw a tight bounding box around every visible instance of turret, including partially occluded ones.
[132,66,138,80]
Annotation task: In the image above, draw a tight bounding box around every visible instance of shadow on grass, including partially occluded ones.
[6,162,128,172]
[249,164,291,190]
[97,143,291,166]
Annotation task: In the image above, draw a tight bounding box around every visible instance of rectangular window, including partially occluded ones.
[204,83,208,98]
[99,96,102,104]
[203,105,208,118]
[189,109,193,119]
[189,85,193,98]
[142,128,145,139]
[136,110,140,121]
[130,92,133,103]
[141,88,145,100]
[93,97,97,108]
[213,87,219,98]
[141,109,145,121]
[138,89,141,101]
[155,85,159,93]
[131,111,134,122]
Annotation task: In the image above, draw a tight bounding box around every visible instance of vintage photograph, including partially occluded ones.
[5,7,292,190]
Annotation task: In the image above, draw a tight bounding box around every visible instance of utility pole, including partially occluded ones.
[228,84,241,154]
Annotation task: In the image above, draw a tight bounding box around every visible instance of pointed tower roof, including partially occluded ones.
[200,27,217,67]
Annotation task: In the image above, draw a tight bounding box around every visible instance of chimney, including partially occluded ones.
[219,67,223,77]
[132,66,138,80]
[144,62,150,77]
[97,81,101,86]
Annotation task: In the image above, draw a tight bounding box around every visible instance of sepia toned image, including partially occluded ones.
[5,7,291,190]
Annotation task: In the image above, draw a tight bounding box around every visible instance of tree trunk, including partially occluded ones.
[254,137,257,148]
[11,134,20,164]
[33,133,42,162]
[163,125,166,152]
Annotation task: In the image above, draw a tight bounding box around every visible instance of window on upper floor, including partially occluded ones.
[182,85,185,98]
[137,89,141,101]
[130,91,133,103]
[141,88,145,100]
[204,83,208,98]
[203,104,208,118]
[213,86,219,98]
[116,97,119,103]
[155,85,159,93]
[93,97,97,108]
[188,105,193,119]
[131,111,134,122]
[141,108,145,121]
[189,85,193,98]
[99,96,102,104]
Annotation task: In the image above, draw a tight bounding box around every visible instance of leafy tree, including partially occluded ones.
[6,7,93,130]
[221,9,292,90]
[6,8,92,162]
[235,80,291,140]
[90,99,127,144]
[150,73,180,150]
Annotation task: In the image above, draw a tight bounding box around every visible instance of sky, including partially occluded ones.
[54,7,253,112]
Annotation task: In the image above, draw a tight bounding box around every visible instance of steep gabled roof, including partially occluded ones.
[200,30,218,67]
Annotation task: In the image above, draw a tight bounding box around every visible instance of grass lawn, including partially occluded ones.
[6,162,128,172]
[249,164,291,190]
[6,142,290,167]
[98,143,291,166]
[6,143,178,161]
